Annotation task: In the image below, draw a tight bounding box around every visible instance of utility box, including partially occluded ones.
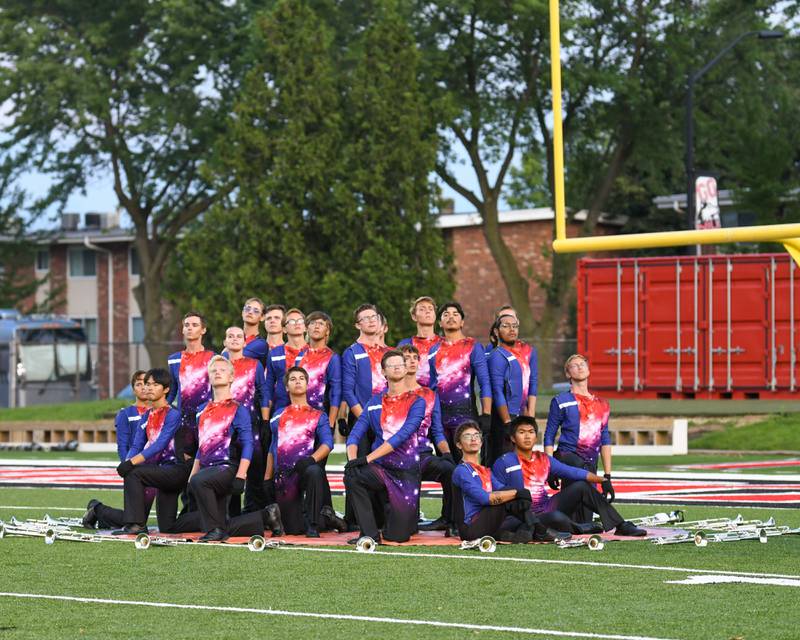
[577,254,797,399]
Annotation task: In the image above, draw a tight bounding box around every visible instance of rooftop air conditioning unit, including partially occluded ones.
[61,213,80,231]
[84,213,102,229]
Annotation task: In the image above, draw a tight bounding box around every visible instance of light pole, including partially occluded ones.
[685,30,784,241]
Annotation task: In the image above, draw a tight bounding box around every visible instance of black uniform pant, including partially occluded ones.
[538,481,623,532]
[165,508,266,537]
[277,464,328,535]
[458,497,534,541]
[229,439,269,517]
[554,450,597,522]
[123,462,191,530]
[95,487,158,530]
[344,464,419,542]
[420,452,455,523]
[173,464,237,532]
[487,411,517,467]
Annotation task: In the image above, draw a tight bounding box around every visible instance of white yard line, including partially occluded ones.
[0,592,682,640]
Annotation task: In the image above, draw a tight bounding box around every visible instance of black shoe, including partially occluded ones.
[262,503,284,536]
[306,527,320,538]
[615,521,647,537]
[111,524,148,536]
[573,522,604,535]
[418,516,449,532]
[198,528,229,543]
[320,505,347,533]
[81,499,101,529]
[534,527,571,543]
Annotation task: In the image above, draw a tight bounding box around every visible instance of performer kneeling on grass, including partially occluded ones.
[84,368,175,531]
[451,421,570,544]
[344,350,426,544]
[165,355,282,542]
[264,366,344,537]
[493,416,646,537]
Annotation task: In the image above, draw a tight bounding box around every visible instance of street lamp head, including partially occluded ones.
[757,30,784,40]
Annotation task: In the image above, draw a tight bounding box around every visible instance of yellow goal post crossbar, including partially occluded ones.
[547,0,800,267]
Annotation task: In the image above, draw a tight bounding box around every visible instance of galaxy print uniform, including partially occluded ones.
[342,342,390,411]
[428,337,491,437]
[397,335,441,387]
[296,346,342,413]
[265,343,308,414]
[166,349,214,457]
[195,398,253,467]
[243,334,268,367]
[544,391,611,468]
[345,391,425,542]
[414,386,455,523]
[115,404,148,462]
[269,404,333,533]
[451,461,499,524]
[127,406,181,465]
[488,341,538,417]
[230,357,268,436]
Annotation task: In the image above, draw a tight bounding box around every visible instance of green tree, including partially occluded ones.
[0,1,251,363]
[169,0,452,349]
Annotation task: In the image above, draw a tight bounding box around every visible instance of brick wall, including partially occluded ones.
[96,244,131,398]
[49,245,67,314]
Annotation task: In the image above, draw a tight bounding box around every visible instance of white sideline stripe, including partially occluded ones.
[664,575,800,587]
[0,592,681,640]
[273,546,800,581]
[0,505,86,512]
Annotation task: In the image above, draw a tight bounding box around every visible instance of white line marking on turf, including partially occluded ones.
[0,505,86,512]
[272,545,800,581]
[0,592,682,640]
[664,575,800,587]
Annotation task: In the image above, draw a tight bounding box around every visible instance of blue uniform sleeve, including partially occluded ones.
[346,408,371,447]
[430,393,446,449]
[544,396,561,447]
[341,347,359,409]
[264,355,277,406]
[488,350,508,408]
[470,343,492,401]
[166,357,179,406]
[127,413,148,459]
[327,353,342,409]
[270,415,279,458]
[528,346,538,397]
[396,337,411,347]
[139,410,181,461]
[386,396,425,449]
[315,413,334,450]
[600,412,612,446]
[490,456,509,487]
[255,361,269,409]
[115,409,130,462]
[549,456,589,482]
[453,465,491,506]
[233,405,253,461]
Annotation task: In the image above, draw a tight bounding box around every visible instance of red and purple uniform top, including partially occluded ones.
[296,346,342,413]
[269,404,333,473]
[230,356,269,426]
[452,461,502,524]
[544,391,611,466]
[488,340,538,416]
[265,343,308,413]
[166,350,215,428]
[347,390,425,471]
[127,405,181,466]
[428,337,491,429]
[413,386,446,455]
[115,404,148,462]
[195,398,253,467]
[397,335,441,387]
[492,450,588,513]
[342,342,390,410]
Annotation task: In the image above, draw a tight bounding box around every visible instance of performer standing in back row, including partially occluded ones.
[397,296,441,388]
[298,311,341,426]
[265,308,308,415]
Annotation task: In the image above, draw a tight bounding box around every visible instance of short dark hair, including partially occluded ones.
[438,301,465,320]
[398,344,420,357]
[508,415,538,437]
[265,304,286,316]
[145,367,172,391]
[380,349,404,369]
[306,310,333,334]
[182,311,206,328]
[455,420,481,444]
[353,303,379,324]
[283,366,309,387]
[130,370,147,387]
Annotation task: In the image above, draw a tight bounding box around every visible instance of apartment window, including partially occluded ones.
[68,247,96,277]
[35,249,50,271]
[129,247,140,276]
[131,317,145,343]
[72,317,98,344]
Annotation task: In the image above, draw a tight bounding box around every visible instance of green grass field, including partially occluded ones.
[1,485,799,640]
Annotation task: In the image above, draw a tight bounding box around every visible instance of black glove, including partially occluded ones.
[230,477,245,495]
[515,488,532,502]
[344,456,368,471]
[440,453,455,465]
[116,460,134,478]
[601,475,615,503]
[478,414,492,435]
[293,456,315,475]
[262,478,276,504]
[547,474,561,491]
[337,418,351,438]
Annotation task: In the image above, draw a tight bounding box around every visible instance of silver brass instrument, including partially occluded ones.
[557,534,605,551]
[355,536,377,552]
[248,535,266,552]
[630,511,685,527]
[459,536,496,553]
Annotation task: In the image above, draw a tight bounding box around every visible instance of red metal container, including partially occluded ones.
[577,253,798,399]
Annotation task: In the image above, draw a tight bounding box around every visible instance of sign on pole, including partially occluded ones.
[695,175,721,230]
